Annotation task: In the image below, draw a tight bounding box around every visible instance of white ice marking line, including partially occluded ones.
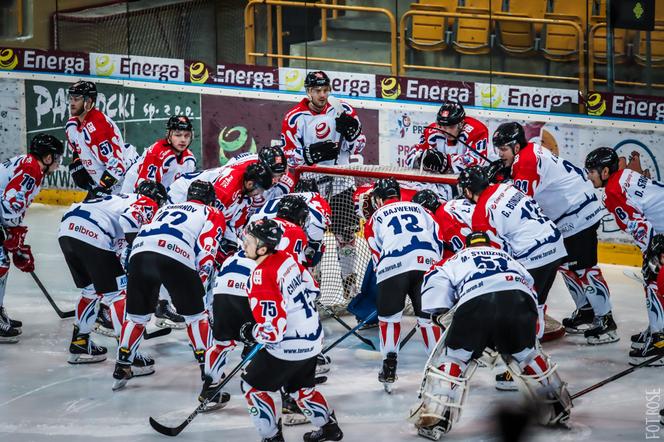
[0,375,94,408]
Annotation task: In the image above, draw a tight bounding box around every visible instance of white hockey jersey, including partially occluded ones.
[421,246,537,314]
[130,201,226,286]
[247,250,323,361]
[471,183,567,269]
[213,250,256,297]
[58,194,158,252]
[167,168,224,204]
[364,199,444,283]
[511,143,604,237]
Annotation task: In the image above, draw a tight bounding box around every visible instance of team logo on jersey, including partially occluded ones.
[315,122,330,139]
[158,239,166,247]
[416,256,435,265]
[252,269,262,285]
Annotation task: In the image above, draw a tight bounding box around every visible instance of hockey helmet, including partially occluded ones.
[294,178,319,193]
[246,218,283,252]
[647,234,664,273]
[585,147,619,175]
[29,134,65,159]
[412,189,442,213]
[258,146,287,175]
[492,122,527,150]
[436,102,465,126]
[457,166,490,196]
[68,80,97,100]
[373,178,401,200]
[244,162,273,190]
[304,71,331,89]
[187,180,216,206]
[136,180,168,207]
[277,195,309,227]
[167,115,193,132]
[465,231,491,247]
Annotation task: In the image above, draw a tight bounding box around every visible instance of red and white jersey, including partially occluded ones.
[472,183,566,269]
[405,117,489,173]
[212,158,258,243]
[433,198,475,259]
[246,215,309,265]
[353,183,418,220]
[280,98,366,167]
[603,169,664,251]
[0,154,44,227]
[246,250,323,361]
[421,246,537,313]
[58,194,158,252]
[167,167,224,204]
[131,201,226,286]
[65,108,128,191]
[658,268,664,295]
[121,139,196,192]
[511,143,604,237]
[364,199,444,283]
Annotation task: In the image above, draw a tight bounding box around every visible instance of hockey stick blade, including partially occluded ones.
[143,328,172,340]
[622,269,645,285]
[148,344,263,436]
[317,302,376,350]
[571,352,664,400]
[30,271,75,318]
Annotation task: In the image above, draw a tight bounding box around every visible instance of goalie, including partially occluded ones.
[410,231,572,440]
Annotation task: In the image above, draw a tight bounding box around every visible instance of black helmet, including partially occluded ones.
[436,102,465,126]
[187,180,216,206]
[246,218,283,252]
[465,231,491,247]
[458,165,490,196]
[258,146,287,175]
[68,80,97,100]
[585,147,619,175]
[29,134,64,158]
[412,189,441,213]
[167,115,193,132]
[277,195,309,227]
[492,122,527,150]
[136,180,168,207]
[294,178,319,193]
[373,178,400,200]
[304,71,331,88]
[245,162,273,190]
[647,234,664,273]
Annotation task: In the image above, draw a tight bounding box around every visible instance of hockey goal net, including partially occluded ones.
[295,164,457,315]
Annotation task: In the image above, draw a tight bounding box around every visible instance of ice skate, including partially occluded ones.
[198,376,230,412]
[584,313,619,345]
[131,352,155,377]
[93,303,115,337]
[281,390,308,426]
[0,316,20,344]
[629,332,664,366]
[631,329,650,350]
[316,353,331,375]
[0,306,22,330]
[303,412,343,442]
[495,370,518,391]
[154,300,185,329]
[378,352,397,393]
[68,326,107,364]
[561,306,594,334]
[112,362,132,391]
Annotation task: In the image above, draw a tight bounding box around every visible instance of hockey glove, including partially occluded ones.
[335,113,361,142]
[239,322,257,345]
[421,149,448,173]
[302,141,339,165]
[68,151,95,190]
[486,160,509,183]
[12,245,34,273]
[3,225,28,252]
[86,170,118,200]
[216,239,238,265]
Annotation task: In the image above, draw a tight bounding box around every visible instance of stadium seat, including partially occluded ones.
[452,6,492,55]
[589,16,628,64]
[494,12,536,56]
[407,1,456,51]
[541,12,583,62]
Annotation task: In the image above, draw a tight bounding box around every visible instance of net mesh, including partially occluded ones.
[297,165,457,313]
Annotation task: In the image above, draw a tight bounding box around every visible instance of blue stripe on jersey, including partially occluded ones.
[120,213,139,230]
[457,268,524,293]
[513,229,562,260]
[61,206,114,241]
[309,207,323,225]
[220,258,252,277]
[282,321,323,342]
[288,111,307,127]
[553,193,599,224]
[137,223,186,242]
[379,236,437,262]
[163,156,176,168]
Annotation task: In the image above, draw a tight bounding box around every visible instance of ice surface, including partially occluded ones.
[0,204,662,441]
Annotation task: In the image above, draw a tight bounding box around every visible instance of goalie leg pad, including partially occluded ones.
[409,347,477,436]
[507,347,572,426]
[379,311,403,358]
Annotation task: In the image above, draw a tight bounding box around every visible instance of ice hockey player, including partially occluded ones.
[121,115,197,193]
[405,102,489,174]
[238,218,343,442]
[411,188,474,259]
[585,148,664,364]
[112,180,226,390]
[65,80,136,196]
[364,178,444,391]
[200,195,311,418]
[0,134,64,343]
[493,122,615,344]
[280,70,366,299]
[411,231,572,440]
[58,181,167,364]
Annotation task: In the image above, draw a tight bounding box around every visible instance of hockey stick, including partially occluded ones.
[149,343,263,437]
[399,325,418,350]
[323,310,378,354]
[430,127,492,163]
[30,271,75,319]
[622,269,645,285]
[317,302,376,350]
[143,328,172,340]
[571,352,664,400]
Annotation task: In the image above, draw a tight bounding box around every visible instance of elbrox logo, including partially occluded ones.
[417,256,423,263]
[315,122,330,139]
